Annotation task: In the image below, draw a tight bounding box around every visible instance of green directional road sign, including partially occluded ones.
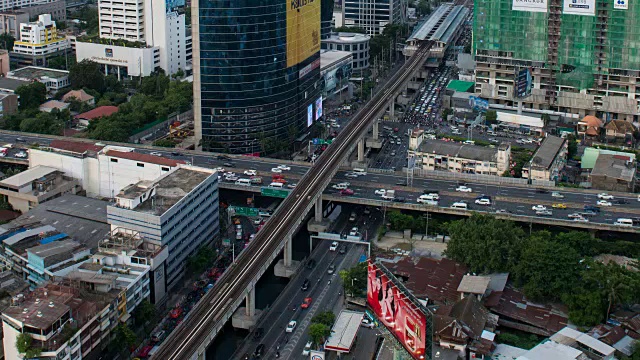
[261,187,290,198]
[229,206,259,217]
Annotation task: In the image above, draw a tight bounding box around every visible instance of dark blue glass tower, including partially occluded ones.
[194,0,322,154]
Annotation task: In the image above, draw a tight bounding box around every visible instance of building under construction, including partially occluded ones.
[473,0,640,122]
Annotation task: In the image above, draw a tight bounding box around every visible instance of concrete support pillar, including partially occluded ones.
[389,100,395,119]
[314,197,322,222]
[283,235,292,267]
[517,101,523,115]
[372,119,379,140]
[245,287,255,317]
[357,139,365,162]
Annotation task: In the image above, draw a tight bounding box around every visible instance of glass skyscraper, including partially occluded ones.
[193,0,322,154]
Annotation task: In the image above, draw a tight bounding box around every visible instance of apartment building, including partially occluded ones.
[521,135,568,182]
[11,14,69,67]
[75,0,189,77]
[411,140,511,176]
[107,166,219,291]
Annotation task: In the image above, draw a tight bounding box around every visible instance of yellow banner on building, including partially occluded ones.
[287,0,321,68]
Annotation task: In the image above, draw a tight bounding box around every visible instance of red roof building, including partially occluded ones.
[104,150,185,167]
[49,140,105,154]
[74,106,119,122]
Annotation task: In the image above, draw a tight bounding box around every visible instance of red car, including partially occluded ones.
[340,189,354,196]
[170,307,183,319]
[138,345,153,358]
[301,297,313,309]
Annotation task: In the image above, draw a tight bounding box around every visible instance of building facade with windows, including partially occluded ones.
[473,0,640,123]
[410,140,511,176]
[75,0,189,77]
[11,14,69,67]
[106,166,219,291]
[342,0,407,35]
[322,32,370,73]
[193,0,322,154]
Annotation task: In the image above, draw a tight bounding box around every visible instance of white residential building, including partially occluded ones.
[28,140,185,199]
[0,0,58,12]
[410,140,511,176]
[75,0,188,77]
[12,14,69,57]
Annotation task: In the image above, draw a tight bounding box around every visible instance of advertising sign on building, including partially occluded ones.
[315,97,323,120]
[307,103,314,127]
[512,0,548,13]
[469,96,489,112]
[287,0,321,67]
[563,0,596,15]
[367,262,427,360]
[614,0,628,9]
[515,68,533,98]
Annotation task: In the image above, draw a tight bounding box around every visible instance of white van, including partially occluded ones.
[383,126,392,132]
[614,218,634,227]
[269,182,284,189]
[451,202,468,210]
[418,194,439,202]
[353,168,367,175]
[235,178,251,186]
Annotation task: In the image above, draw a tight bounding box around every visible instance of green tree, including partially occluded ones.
[563,287,607,326]
[339,262,367,297]
[15,82,47,110]
[416,1,431,15]
[554,231,597,257]
[16,333,32,353]
[582,261,640,319]
[541,113,550,128]
[0,33,14,50]
[464,42,471,54]
[515,232,581,300]
[112,324,137,352]
[20,112,63,135]
[567,135,578,159]
[69,60,105,92]
[485,110,498,123]
[311,311,336,327]
[185,6,191,26]
[133,299,156,325]
[308,323,330,346]
[444,214,526,273]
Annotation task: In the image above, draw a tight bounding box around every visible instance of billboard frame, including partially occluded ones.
[367,260,433,360]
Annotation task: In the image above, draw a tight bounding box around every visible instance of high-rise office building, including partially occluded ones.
[194,0,323,154]
[322,0,335,39]
[342,0,407,35]
[75,0,190,78]
[474,0,640,122]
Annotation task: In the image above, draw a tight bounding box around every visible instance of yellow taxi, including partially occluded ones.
[552,203,567,209]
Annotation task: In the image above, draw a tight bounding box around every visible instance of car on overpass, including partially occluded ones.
[552,191,564,198]
[375,189,387,195]
[536,210,553,216]
[597,200,612,206]
[277,165,291,171]
[332,183,349,190]
[475,198,491,206]
[574,216,589,222]
[552,203,567,209]
[271,167,282,173]
[455,185,472,192]
[340,189,355,196]
[349,227,358,236]
[330,242,338,251]
[598,193,614,200]
[243,170,257,176]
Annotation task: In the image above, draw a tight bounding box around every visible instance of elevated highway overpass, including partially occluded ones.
[151,41,436,360]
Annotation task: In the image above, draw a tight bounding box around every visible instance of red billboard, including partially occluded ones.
[367,261,427,360]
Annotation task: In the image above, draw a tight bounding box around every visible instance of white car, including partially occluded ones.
[532,205,547,211]
[332,183,348,190]
[285,320,297,333]
[551,192,564,199]
[536,210,553,216]
[224,172,236,178]
[361,318,375,329]
[597,193,614,200]
[243,170,257,176]
[277,165,291,171]
[329,241,338,251]
[349,227,358,236]
[455,186,472,192]
[15,152,27,158]
[150,152,162,156]
[374,189,387,195]
[597,200,612,206]
[271,168,282,173]
[574,216,589,222]
[567,213,582,219]
[475,198,491,206]
[287,183,297,189]
[302,341,313,356]
[253,218,262,225]
[214,167,225,172]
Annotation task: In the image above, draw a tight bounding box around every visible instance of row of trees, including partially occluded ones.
[445,214,640,325]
